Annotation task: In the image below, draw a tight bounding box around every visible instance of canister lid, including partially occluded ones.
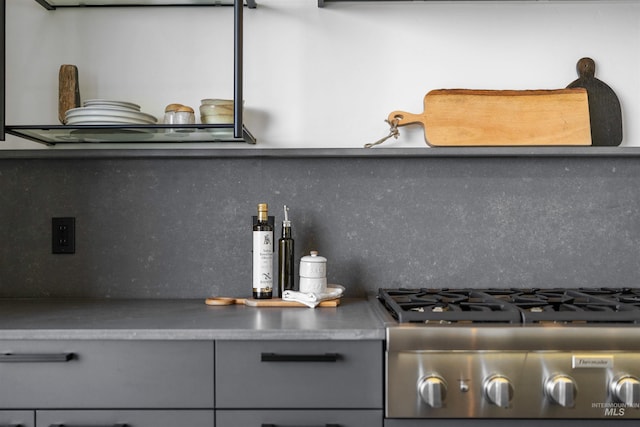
[300,250,327,263]
[164,103,182,112]
[176,105,195,113]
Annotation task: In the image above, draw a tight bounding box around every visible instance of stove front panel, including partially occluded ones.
[387,349,640,419]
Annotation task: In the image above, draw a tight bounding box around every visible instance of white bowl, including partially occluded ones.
[199,99,242,124]
[201,114,234,124]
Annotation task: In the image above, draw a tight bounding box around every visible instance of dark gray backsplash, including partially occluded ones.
[1,154,639,299]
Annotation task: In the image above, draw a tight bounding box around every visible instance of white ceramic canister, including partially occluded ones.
[299,251,327,293]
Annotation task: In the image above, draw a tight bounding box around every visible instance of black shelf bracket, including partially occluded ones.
[234,0,243,139]
[34,0,55,10]
[0,0,5,141]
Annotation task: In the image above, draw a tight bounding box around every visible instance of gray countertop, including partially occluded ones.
[0,298,385,340]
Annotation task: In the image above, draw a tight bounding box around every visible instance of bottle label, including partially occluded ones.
[253,230,273,291]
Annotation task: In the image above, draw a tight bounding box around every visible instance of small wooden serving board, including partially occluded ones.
[205,297,340,307]
[388,88,592,147]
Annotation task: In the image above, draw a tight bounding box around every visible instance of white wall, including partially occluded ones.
[4,0,639,149]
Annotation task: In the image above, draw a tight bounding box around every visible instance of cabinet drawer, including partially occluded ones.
[216,340,382,408]
[36,410,214,427]
[216,409,382,427]
[0,411,34,427]
[0,340,213,408]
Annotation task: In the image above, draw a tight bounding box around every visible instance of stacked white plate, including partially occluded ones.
[65,99,157,125]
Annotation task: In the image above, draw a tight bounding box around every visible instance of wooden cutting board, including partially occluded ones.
[567,57,622,146]
[388,88,591,146]
[205,297,340,307]
[58,64,81,124]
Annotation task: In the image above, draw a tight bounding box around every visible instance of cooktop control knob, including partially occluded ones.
[545,375,576,407]
[418,375,447,408]
[484,375,513,408]
[612,375,640,406]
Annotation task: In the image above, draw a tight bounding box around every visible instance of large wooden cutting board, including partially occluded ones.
[388,88,591,146]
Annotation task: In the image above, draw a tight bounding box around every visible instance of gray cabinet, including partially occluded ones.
[0,340,214,408]
[36,410,214,427]
[0,338,383,426]
[216,410,382,427]
[216,340,383,426]
[0,411,34,427]
[0,341,215,425]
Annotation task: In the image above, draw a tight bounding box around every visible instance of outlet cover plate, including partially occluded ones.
[52,217,75,254]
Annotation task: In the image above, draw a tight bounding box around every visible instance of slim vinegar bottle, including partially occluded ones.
[278,205,295,297]
[252,203,273,299]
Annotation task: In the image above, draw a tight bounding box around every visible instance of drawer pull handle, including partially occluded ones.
[261,425,341,427]
[260,352,339,362]
[50,424,128,427]
[0,424,23,427]
[0,352,74,362]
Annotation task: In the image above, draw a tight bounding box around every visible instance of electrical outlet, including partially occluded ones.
[52,217,75,254]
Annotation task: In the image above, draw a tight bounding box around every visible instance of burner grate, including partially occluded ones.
[378,288,522,323]
[378,287,640,324]
[505,289,640,323]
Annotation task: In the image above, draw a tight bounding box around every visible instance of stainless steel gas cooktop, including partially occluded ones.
[377,287,640,421]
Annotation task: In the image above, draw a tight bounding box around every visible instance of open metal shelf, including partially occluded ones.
[0,0,256,146]
[5,124,256,145]
[317,0,635,7]
[3,146,640,160]
[35,0,257,10]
